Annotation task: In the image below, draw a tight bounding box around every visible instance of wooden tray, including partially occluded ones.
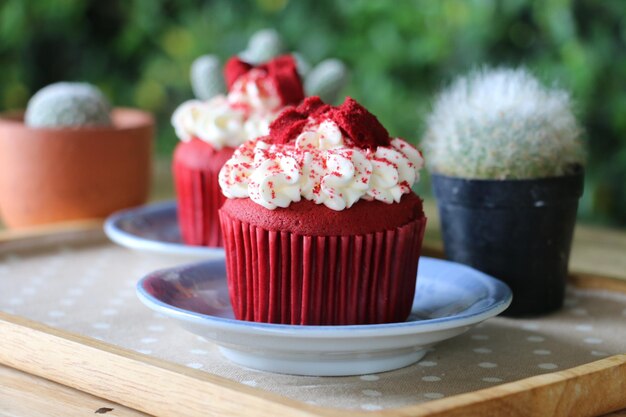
[1,224,625,417]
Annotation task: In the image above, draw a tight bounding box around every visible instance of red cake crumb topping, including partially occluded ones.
[295,96,332,118]
[264,107,308,145]
[266,96,391,149]
[224,55,304,106]
[331,97,391,149]
[224,59,252,89]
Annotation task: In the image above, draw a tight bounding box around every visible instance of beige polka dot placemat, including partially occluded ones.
[0,234,625,411]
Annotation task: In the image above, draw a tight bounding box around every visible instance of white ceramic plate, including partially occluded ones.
[104,201,224,259]
[136,257,512,376]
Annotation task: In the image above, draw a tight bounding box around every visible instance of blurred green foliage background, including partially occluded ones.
[1,0,625,226]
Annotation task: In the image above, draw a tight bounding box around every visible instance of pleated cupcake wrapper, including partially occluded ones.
[220,210,427,325]
[173,161,226,247]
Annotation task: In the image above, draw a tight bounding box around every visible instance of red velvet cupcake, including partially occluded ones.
[218,96,427,325]
[171,55,304,247]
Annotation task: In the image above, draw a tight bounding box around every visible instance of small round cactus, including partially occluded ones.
[239,28,285,65]
[422,67,585,180]
[190,55,226,100]
[304,59,350,104]
[25,82,112,128]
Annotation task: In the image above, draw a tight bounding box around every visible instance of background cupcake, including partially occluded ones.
[219,96,427,325]
[171,55,304,247]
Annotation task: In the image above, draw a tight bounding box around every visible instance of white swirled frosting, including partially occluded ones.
[219,120,424,211]
[171,69,282,150]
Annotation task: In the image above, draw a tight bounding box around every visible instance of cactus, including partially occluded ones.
[239,28,285,65]
[190,55,226,100]
[25,82,112,128]
[292,52,311,78]
[421,67,585,180]
[304,59,350,104]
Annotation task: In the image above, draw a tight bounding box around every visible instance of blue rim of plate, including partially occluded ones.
[136,257,513,337]
[104,200,224,257]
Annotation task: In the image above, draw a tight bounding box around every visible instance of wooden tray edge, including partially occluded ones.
[391,354,626,417]
[0,219,104,243]
[0,312,331,417]
[1,311,624,417]
[0,364,150,417]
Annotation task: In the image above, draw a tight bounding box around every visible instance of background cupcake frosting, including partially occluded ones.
[171,67,283,150]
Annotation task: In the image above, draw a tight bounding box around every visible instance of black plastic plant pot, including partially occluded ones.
[431,169,584,317]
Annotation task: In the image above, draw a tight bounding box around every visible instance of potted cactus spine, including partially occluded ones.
[422,68,585,316]
[0,82,153,228]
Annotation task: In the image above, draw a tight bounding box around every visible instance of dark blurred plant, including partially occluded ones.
[1,0,625,226]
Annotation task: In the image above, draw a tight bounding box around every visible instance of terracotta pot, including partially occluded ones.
[0,108,154,228]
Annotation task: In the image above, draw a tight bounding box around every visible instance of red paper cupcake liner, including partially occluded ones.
[219,210,427,325]
[173,158,227,247]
